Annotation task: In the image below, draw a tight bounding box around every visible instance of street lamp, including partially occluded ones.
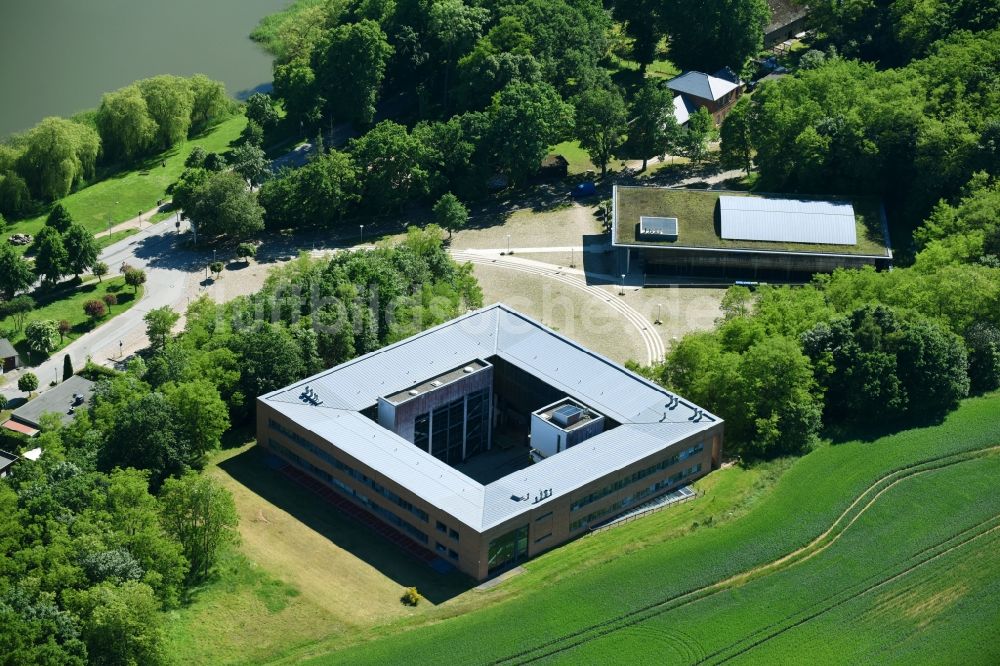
[655,303,663,325]
[570,247,576,268]
[620,273,626,296]
[119,340,123,358]
[359,224,365,245]
[506,234,511,254]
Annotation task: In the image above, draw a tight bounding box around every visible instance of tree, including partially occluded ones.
[230,322,306,398]
[238,119,264,148]
[432,193,468,239]
[312,19,393,126]
[96,84,157,162]
[62,354,73,381]
[71,581,167,666]
[185,146,208,168]
[630,81,682,171]
[45,203,74,233]
[84,299,107,321]
[124,267,147,293]
[0,295,34,334]
[57,319,71,343]
[100,391,186,487]
[614,0,664,71]
[102,293,117,313]
[202,152,227,172]
[17,116,100,200]
[719,285,753,320]
[210,261,224,280]
[18,372,38,396]
[31,226,68,285]
[92,261,108,283]
[720,96,754,173]
[235,242,257,263]
[575,85,628,177]
[63,223,99,278]
[0,242,34,298]
[681,107,716,164]
[964,322,1000,394]
[489,81,574,184]
[350,122,430,212]
[661,0,770,72]
[244,92,279,128]
[428,0,490,112]
[188,73,229,133]
[158,473,238,582]
[138,75,195,148]
[0,172,32,218]
[170,167,209,216]
[0,393,6,411]
[25,320,58,358]
[164,380,230,463]
[229,143,270,187]
[144,306,180,350]
[187,171,265,240]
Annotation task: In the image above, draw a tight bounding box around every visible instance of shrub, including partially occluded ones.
[400,587,422,606]
[102,293,118,312]
[84,299,107,320]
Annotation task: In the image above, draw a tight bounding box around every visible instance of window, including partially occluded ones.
[435,542,447,555]
[534,533,552,544]
[488,525,529,575]
[535,512,553,522]
[436,521,447,533]
[449,528,459,540]
[448,549,459,561]
[569,464,703,531]
[414,413,430,452]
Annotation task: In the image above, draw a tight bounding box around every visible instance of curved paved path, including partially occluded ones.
[450,249,665,365]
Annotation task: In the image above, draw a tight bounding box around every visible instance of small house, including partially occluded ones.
[1,375,95,437]
[667,71,744,125]
[0,338,19,373]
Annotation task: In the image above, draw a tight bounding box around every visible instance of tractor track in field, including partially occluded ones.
[698,512,1000,664]
[488,445,1000,666]
[449,251,664,365]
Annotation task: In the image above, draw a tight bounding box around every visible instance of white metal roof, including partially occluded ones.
[719,195,858,245]
[672,94,697,125]
[261,304,720,532]
[667,71,739,101]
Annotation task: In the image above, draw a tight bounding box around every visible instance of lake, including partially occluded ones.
[0,0,287,138]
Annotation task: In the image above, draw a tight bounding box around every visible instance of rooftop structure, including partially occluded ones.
[0,338,19,373]
[639,216,679,240]
[718,195,858,245]
[0,450,17,478]
[259,304,722,579]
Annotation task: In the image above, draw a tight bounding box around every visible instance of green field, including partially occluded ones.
[0,276,142,361]
[614,186,891,257]
[286,392,1000,664]
[5,115,246,251]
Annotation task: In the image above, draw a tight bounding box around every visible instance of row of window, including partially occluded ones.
[269,418,430,523]
[435,541,459,561]
[569,464,703,532]
[570,443,705,512]
[436,520,460,541]
[269,438,431,545]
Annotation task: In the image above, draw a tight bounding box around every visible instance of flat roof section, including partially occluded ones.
[11,375,95,429]
[613,186,891,257]
[383,359,490,405]
[719,196,857,245]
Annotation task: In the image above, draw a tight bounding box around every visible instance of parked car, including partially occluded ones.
[572,182,597,198]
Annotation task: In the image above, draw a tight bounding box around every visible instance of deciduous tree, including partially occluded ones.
[630,81,682,171]
[0,242,34,298]
[25,320,58,357]
[488,81,573,184]
[63,223,98,278]
[312,19,393,126]
[18,372,38,395]
[187,172,265,240]
[139,75,195,148]
[432,192,468,239]
[96,84,157,162]
[575,84,627,177]
[158,473,238,582]
[31,226,68,285]
[144,306,180,350]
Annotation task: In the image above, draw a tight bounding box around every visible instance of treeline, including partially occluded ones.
[721,28,1000,238]
[0,74,233,217]
[0,228,481,661]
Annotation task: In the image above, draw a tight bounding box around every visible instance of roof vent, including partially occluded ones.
[430,380,442,387]
[408,389,419,396]
[463,366,474,373]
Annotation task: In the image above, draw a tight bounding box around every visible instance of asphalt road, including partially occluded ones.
[1,218,191,402]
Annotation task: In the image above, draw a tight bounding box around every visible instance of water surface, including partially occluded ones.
[0,0,286,137]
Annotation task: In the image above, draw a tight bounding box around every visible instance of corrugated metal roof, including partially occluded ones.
[667,71,739,101]
[261,304,719,531]
[719,196,858,245]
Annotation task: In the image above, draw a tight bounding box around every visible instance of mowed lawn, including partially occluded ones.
[300,392,1000,665]
[450,203,603,250]
[5,115,246,251]
[0,275,141,362]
